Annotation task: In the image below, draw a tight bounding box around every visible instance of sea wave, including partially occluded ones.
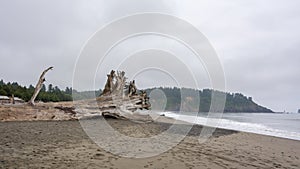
[162,112,300,141]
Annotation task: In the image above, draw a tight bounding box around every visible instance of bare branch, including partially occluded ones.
[28,67,53,106]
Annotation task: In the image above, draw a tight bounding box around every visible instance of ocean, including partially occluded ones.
[162,112,300,141]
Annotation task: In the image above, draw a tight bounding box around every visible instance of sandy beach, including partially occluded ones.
[1,0,300,168]
[0,117,299,169]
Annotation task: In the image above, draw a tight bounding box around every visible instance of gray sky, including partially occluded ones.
[0,0,299,112]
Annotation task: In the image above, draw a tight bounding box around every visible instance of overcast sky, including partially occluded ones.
[0,0,299,112]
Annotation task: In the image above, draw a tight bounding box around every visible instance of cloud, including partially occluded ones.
[0,0,299,112]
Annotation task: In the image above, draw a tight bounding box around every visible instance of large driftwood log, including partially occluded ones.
[96,70,151,121]
[28,67,53,106]
[45,70,151,122]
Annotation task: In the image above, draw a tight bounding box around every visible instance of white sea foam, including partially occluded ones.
[162,112,300,141]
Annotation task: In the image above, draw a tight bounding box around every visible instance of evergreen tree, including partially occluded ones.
[41,84,46,92]
[48,84,53,93]
[0,79,4,85]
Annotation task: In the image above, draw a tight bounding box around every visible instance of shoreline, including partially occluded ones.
[1,106,300,142]
[1,103,299,142]
[1,117,299,142]
[162,111,300,142]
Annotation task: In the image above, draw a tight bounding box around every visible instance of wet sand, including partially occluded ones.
[0,117,299,169]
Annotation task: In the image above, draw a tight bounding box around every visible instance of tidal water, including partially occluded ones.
[162,112,300,141]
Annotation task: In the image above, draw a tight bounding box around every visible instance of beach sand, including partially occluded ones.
[0,117,299,169]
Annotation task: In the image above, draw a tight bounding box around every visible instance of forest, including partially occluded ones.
[145,87,273,113]
[0,79,72,102]
[0,79,272,113]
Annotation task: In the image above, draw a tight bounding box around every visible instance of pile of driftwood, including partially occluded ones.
[27,68,152,121]
[97,70,151,120]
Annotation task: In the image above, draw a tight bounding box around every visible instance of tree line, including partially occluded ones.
[145,87,273,113]
[0,79,272,112]
[0,79,72,102]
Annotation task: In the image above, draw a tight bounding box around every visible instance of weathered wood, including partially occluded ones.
[112,71,127,96]
[11,94,15,104]
[48,70,151,121]
[128,80,137,96]
[100,70,115,96]
[54,106,76,115]
[28,67,53,106]
[96,70,151,121]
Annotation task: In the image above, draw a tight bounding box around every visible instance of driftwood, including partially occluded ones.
[54,106,76,115]
[112,71,127,96]
[100,70,115,96]
[28,67,53,106]
[24,69,151,122]
[128,80,137,96]
[96,70,151,121]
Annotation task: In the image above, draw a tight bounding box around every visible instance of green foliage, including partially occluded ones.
[145,87,273,113]
[0,79,272,112]
[0,79,72,102]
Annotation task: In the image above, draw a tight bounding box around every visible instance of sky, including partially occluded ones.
[0,0,299,112]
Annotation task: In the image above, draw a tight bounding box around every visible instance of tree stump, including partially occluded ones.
[96,70,151,121]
